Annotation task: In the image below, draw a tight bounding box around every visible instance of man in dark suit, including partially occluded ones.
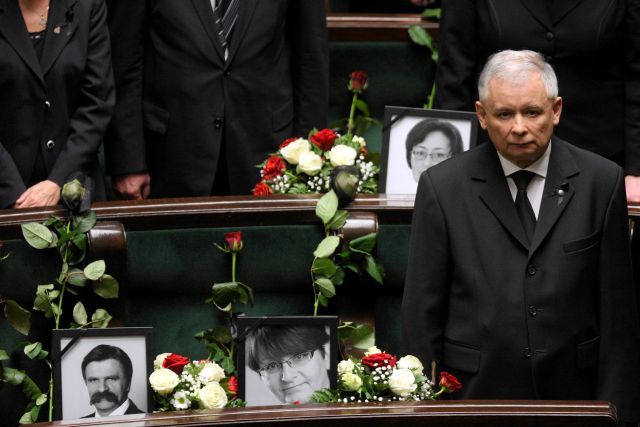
[402,50,640,424]
[81,344,143,417]
[104,0,329,198]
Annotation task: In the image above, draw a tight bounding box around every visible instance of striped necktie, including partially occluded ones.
[213,0,239,51]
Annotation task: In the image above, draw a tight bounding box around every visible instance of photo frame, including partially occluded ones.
[380,106,479,194]
[236,315,338,406]
[52,327,154,420]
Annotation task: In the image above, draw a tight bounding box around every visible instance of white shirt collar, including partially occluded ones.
[94,398,130,417]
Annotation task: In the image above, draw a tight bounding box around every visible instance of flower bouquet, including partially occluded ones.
[149,353,244,411]
[311,346,461,404]
[253,71,379,196]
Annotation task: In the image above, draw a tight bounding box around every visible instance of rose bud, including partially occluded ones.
[348,71,368,94]
[224,231,243,253]
[330,165,361,205]
[439,372,462,392]
[61,173,93,214]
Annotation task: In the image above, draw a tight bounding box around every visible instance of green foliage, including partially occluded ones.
[408,7,441,109]
[338,322,375,352]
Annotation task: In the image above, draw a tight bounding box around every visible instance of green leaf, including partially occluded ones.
[313,236,340,258]
[0,349,8,361]
[4,300,31,336]
[209,325,233,345]
[422,8,441,19]
[342,261,361,275]
[74,211,96,233]
[221,357,235,375]
[318,293,328,307]
[67,269,87,287]
[24,342,42,360]
[364,255,384,284]
[73,302,88,325]
[3,367,25,385]
[348,324,375,349]
[349,233,377,254]
[92,274,119,299]
[330,266,345,286]
[315,277,336,298]
[72,233,87,252]
[19,412,34,424]
[312,258,337,276]
[35,393,47,406]
[408,25,435,50]
[354,99,370,116]
[84,260,106,280]
[326,210,349,231]
[21,223,54,250]
[91,309,112,328]
[316,190,339,224]
[33,285,55,318]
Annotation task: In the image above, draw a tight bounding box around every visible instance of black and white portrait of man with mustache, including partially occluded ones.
[81,345,143,417]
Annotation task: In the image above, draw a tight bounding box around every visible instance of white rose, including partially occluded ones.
[388,368,417,397]
[149,368,180,395]
[153,353,171,370]
[341,372,363,392]
[199,362,226,384]
[298,151,323,176]
[337,359,355,376]
[396,355,424,376]
[364,346,382,356]
[280,138,310,165]
[329,145,357,167]
[198,382,228,409]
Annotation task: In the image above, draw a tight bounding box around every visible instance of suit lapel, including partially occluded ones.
[225,0,257,66]
[518,0,553,31]
[472,144,530,250]
[0,0,44,84]
[41,0,78,76]
[529,138,579,254]
[191,0,225,62]
[549,0,585,25]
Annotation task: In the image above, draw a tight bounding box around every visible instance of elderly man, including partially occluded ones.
[81,345,143,417]
[402,50,640,424]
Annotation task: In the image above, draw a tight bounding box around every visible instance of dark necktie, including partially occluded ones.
[214,0,239,50]
[511,170,537,244]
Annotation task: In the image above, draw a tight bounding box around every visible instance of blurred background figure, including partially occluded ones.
[0,0,114,209]
[405,118,463,182]
[434,0,640,201]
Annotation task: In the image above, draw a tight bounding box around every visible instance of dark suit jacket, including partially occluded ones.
[401,137,640,422]
[434,0,640,174]
[105,0,329,196]
[0,0,115,208]
[82,399,143,417]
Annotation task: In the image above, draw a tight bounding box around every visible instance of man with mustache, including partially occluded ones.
[81,345,143,417]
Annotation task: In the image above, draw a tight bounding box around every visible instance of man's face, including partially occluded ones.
[258,349,329,404]
[84,359,129,415]
[475,73,562,168]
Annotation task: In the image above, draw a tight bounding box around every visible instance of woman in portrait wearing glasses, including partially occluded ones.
[246,325,330,405]
[406,118,464,183]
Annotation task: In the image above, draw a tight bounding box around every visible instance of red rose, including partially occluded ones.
[310,128,337,151]
[293,401,301,405]
[252,181,272,196]
[224,231,243,253]
[439,372,462,392]
[361,352,397,370]
[227,375,238,395]
[162,353,189,375]
[262,156,286,180]
[349,71,368,93]
[279,137,298,149]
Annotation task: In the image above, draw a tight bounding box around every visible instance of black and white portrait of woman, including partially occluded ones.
[381,107,477,194]
[238,317,337,406]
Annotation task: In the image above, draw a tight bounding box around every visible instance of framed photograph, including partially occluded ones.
[380,106,479,194]
[236,315,338,406]
[52,327,153,420]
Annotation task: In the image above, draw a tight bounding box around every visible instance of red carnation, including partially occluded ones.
[224,231,243,253]
[252,181,272,196]
[361,352,397,370]
[348,71,368,93]
[262,156,286,180]
[162,353,190,375]
[279,137,298,149]
[439,372,462,392]
[227,375,238,395]
[310,128,337,151]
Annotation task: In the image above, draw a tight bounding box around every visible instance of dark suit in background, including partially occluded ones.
[0,0,114,208]
[434,0,640,174]
[105,0,329,197]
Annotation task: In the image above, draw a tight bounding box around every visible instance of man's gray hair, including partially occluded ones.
[478,50,558,100]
